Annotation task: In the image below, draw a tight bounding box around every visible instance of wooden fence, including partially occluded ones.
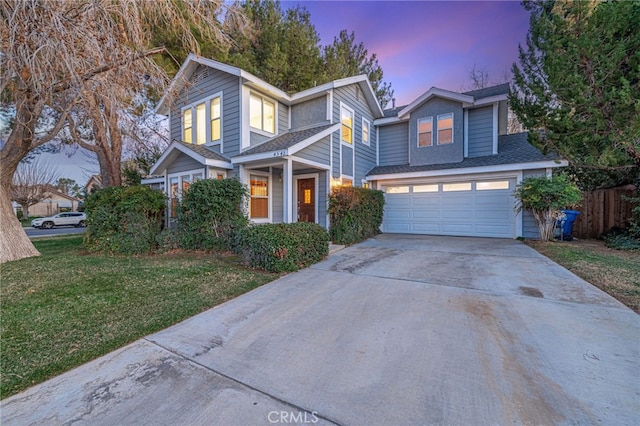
[572,185,637,239]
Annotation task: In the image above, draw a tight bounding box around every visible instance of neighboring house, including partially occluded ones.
[84,175,102,194]
[14,185,82,217]
[148,54,566,239]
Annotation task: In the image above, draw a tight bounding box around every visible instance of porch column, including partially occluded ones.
[283,158,293,223]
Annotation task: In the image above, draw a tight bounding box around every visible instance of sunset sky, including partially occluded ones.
[44,0,532,184]
[283,0,530,105]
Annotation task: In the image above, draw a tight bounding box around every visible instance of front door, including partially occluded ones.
[297,178,315,223]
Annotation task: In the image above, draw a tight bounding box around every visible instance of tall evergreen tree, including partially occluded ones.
[323,30,394,108]
[510,0,640,171]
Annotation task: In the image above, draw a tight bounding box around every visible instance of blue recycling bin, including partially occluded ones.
[560,210,580,237]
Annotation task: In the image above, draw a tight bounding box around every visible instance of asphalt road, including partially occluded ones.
[24,226,86,238]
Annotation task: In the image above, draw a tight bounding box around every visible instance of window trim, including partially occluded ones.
[180,91,223,147]
[362,117,371,146]
[340,102,355,145]
[167,169,204,219]
[248,170,271,223]
[417,117,433,148]
[437,113,454,145]
[249,92,277,136]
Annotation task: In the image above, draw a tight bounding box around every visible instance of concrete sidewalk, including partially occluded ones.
[2,235,639,425]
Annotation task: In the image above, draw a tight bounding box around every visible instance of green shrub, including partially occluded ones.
[329,186,385,245]
[176,178,248,250]
[235,222,329,272]
[84,185,165,254]
[514,174,583,241]
[603,228,640,250]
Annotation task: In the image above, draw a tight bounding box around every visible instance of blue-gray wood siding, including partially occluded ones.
[378,122,409,166]
[332,85,377,184]
[166,153,204,175]
[341,145,354,177]
[295,136,331,166]
[169,65,241,156]
[467,106,493,158]
[521,169,547,239]
[317,171,328,228]
[409,98,464,167]
[291,97,328,130]
[271,168,283,223]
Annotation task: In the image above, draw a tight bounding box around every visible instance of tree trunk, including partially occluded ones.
[0,98,44,263]
[20,203,29,218]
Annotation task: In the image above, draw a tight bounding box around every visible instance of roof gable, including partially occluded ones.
[232,123,339,163]
[157,54,384,118]
[397,87,474,119]
[149,140,232,175]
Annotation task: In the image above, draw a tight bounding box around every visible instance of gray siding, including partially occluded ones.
[521,169,547,239]
[169,65,241,156]
[296,136,331,165]
[317,171,328,228]
[409,98,464,167]
[498,100,508,135]
[341,145,354,177]
[291,97,328,130]
[249,131,270,146]
[279,102,289,134]
[272,168,283,223]
[166,153,204,175]
[332,85,377,184]
[379,122,409,166]
[467,106,493,158]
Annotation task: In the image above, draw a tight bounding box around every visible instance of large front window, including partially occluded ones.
[341,105,354,144]
[437,113,453,145]
[181,93,222,145]
[250,93,276,134]
[250,174,269,219]
[418,117,433,147]
[183,109,192,143]
[362,117,370,145]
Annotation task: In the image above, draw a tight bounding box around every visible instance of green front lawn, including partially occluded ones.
[527,239,640,313]
[0,236,277,399]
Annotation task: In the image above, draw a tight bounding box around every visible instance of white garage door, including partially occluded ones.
[382,178,516,238]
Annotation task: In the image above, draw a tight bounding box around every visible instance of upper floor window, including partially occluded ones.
[417,117,433,147]
[183,109,193,143]
[211,97,221,142]
[362,117,370,146]
[341,104,354,144]
[250,93,276,134]
[181,93,222,145]
[437,113,453,145]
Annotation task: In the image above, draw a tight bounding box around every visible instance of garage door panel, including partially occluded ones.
[412,223,441,233]
[382,178,516,238]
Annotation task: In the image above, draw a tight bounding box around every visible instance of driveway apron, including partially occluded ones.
[2,235,639,425]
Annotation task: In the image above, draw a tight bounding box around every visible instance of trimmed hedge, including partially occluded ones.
[329,186,385,245]
[234,222,330,272]
[84,185,165,254]
[177,178,248,250]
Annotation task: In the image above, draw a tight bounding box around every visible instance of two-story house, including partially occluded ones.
[148,54,566,239]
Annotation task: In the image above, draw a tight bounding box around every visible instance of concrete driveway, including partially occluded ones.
[2,235,639,425]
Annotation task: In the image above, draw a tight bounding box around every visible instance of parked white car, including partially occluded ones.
[31,212,87,229]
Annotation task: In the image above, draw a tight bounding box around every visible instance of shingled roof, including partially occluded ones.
[462,83,510,99]
[233,123,336,157]
[367,132,561,176]
[176,141,230,162]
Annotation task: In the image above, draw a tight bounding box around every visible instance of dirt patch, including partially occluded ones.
[519,286,544,298]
